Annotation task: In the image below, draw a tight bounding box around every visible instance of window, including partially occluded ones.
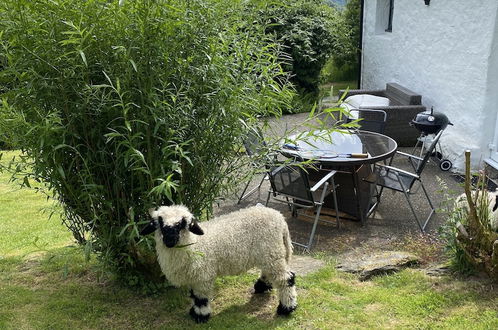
[386,0,394,32]
[375,0,394,34]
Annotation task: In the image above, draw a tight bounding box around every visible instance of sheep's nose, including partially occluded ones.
[165,240,176,248]
[163,234,178,248]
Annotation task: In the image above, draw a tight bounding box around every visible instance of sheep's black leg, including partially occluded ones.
[254,275,272,294]
[276,271,297,316]
[189,289,211,323]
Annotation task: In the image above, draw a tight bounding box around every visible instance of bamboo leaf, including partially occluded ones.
[79,50,87,66]
[129,59,137,72]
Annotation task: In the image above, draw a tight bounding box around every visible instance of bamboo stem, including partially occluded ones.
[492,240,498,277]
[464,150,479,234]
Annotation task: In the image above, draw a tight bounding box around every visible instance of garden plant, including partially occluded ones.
[0,0,300,286]
[262,0,337,97]
[440,151,498,279]
[0,0,350,288]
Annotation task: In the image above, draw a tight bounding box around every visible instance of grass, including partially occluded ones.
[1,151,498,329]
[0,151,72,257]
[320,80,358,99]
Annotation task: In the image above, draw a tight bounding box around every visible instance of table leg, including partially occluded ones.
[352,165,365,225]
[314,165,373,223]
[353,164,376,226]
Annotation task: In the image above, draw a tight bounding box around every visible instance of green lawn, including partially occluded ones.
[321,81,358,99]
[0,151,72,257]
[1,151,498,329]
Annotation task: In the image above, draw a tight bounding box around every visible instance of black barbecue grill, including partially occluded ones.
[410,107,453,171]
[411,108,452,135]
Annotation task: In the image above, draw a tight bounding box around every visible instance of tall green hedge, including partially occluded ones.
[331,0,360,80]
[263,0,337,97]
[0,0,293,287]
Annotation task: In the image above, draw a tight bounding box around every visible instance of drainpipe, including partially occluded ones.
[358,0,365,89]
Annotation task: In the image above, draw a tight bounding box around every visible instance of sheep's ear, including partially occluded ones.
[148,208,158,218]
[140,220,158,235]
[493,195,498,212]
[188,218,204,235]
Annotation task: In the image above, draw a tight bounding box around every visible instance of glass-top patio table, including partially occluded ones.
[280,130,398,224]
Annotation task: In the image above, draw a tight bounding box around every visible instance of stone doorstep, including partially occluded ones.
[247,252,453,282]
[336,251,420,281]
[422,263,452,277]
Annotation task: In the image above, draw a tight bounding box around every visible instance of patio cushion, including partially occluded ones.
[338,84,426,146]
[341,94,390,119]
[344,94,390,108]
[340,102,358,118]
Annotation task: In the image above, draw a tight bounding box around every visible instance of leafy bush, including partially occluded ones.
[437,178,475,274]
[321,57,358,83]
[0,0,294,287]
[322,0,360,83]
[438,169,498,278]
[262,0,337,100]
[334,0,360,71]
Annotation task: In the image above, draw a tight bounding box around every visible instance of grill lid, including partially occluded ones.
[411,107,452,134]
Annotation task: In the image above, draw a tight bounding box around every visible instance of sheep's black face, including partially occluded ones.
[158,216,187,248]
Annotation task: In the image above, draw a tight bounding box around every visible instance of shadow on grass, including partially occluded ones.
[0,247,299,329]
[1,246,497,329]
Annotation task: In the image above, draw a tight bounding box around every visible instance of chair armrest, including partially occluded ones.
[363,105,426,111]
[267,151,280,161]
[269,165,285,177]
[338,89,385,99]
[310,170,337,192]
[396,151,423,161]
[375,164,419,179]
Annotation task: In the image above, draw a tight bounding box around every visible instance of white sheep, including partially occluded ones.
[454,190,498,231]
[140,204,297,323]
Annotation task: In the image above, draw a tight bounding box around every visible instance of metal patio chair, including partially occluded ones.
[265,164,339,251]
[343,108,387,134]
[366,129,444,232]
[356,109,388,134]
[238,127,275,204]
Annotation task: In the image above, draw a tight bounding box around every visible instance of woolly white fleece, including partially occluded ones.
[455,191,498,231]
[152,205,294,299]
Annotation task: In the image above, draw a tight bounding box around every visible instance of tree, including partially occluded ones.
[262,0,338,97]
[0,0,293,288]
[331,0,360,80]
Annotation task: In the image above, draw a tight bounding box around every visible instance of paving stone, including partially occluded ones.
[248,255,325,277]
[336,251,419,281]
[423,263,451,276]
[290,255,326,276]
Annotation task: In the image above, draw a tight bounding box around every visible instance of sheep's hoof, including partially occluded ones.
[189,306,210,323]
[277,302,297,316]
[254,278,272,294]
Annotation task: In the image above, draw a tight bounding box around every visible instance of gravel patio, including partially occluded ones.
[214,112,463,263]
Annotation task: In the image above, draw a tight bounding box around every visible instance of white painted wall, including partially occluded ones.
[361,0,498,171]
[486,16,498,164]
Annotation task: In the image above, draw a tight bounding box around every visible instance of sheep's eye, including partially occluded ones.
[157,216,164,228]
[180,217,187,230]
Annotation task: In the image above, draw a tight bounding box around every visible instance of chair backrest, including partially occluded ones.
[415,130,444,175]
[243,127,266,156]
[357,109,387,134]
[385,83,422,105]
[268,165,314,203]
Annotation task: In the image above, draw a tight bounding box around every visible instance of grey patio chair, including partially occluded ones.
[265,164,339,251]
[339,83,426,146]
[365,129,444,232]
[238,127,275,204]
[356,109,388,134]
[343,109,387,134]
